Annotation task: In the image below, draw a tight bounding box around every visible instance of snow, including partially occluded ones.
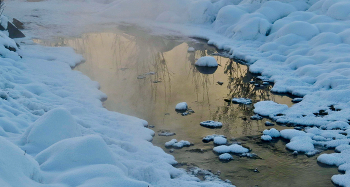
[214,137,227,145]
[219,153,233,161]
[213,144,249,154]
[203,134,225,143]
[175,102,188,110]
[200,120,223,128]
[4,0,350,185]
[263,128,280,138]
[195,56,218,67]
[231,98,252,105]
[165,139,191,148]
[261,135,272,141]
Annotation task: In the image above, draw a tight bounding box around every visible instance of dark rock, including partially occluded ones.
[217,81,223,85]
[7,22,25,38]
[265,121,274,126]
[12,18,24,29]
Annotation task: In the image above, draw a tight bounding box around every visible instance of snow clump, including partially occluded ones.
[195,56,218,67]
[200,121,223,128]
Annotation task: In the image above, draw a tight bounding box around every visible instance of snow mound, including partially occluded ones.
[35,135,117,171]
[187,47,195,52]
[203,134,225,143]
[219,153,233,161]
[263,128,280,138]
[22,108,82,153]
[200,120,223,128]
[165,139,191,148]
[0,137,43,186]
[195,56,218,67]
[175,102,188,110]
[213,144,249,154]
[286,136,315,152]
[254,101,288,117]
[261,135,272,141]
[214,136,227,145]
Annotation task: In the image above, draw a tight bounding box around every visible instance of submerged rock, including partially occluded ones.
[200,121,222,128]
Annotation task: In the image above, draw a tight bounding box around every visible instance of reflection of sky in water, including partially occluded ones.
[34,26,338,187]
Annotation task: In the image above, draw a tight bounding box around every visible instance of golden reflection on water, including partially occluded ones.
[34,27,337,187]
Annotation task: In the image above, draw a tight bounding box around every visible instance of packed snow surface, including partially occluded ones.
[195,56,218,67]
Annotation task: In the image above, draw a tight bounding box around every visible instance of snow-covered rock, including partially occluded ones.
[232,98,252,105]
[195,56,218,67]
[219,153,233,161]
[213,144,249,154]
[175,102,188,110]
[200,120,223,128]
[214,136,227,145]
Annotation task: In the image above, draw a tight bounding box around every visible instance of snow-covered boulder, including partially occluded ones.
[200,120,222,128]
[213,144,249,154]
[195,56,218,67]
[175,102,188,110]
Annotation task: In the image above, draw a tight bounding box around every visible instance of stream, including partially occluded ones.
[35,25,338,187]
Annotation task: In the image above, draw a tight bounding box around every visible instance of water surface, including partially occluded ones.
[35,26,338,187]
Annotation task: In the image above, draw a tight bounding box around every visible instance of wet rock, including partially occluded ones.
[254,168,259,172]
[12,18,24,29]
[137,75,146,79]
[250,114,263,120]
[232,98,252,105]
[224,99,231,103]
[294,126,303,130]
[292,98,303,103]
[265,121,274,126]
[224,179,232,184]
[158,130,176,136]
[186,148,209,153]
[169,149,174,153]
[292,151,298,155]
[250,81,255,84]
[153,80,162,83]
[241,153,261,159]
[217,81,223,85]
[200,120,222,128]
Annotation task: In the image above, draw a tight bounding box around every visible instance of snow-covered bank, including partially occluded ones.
[0,25,233,187]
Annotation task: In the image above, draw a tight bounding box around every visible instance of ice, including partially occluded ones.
[213,144,249,154]
[200,120,223,128]
[195,56,218,67]
[175,102,188,110]
[219,153,233,161]
[214,136,227,145]
[231,98,252,105]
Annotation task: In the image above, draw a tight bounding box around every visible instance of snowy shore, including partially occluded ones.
[3,0,350,186]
